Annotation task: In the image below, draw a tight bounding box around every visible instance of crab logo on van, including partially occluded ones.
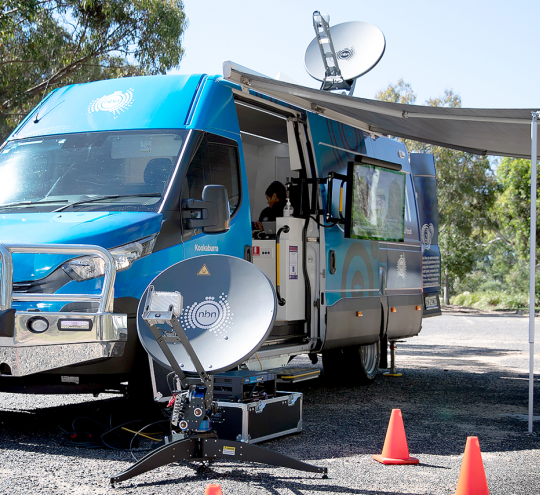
[88,89,134,118]
[397,253,407,280]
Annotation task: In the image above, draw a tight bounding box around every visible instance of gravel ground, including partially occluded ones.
[1,312,539,494]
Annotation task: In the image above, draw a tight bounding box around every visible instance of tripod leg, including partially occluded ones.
[110,438,198,485]
[201,438,327,475]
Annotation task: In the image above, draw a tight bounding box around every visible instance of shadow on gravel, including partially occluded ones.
[119,465,424,494]
[0,396,163,461]
[272,363,540,460]
[397,344,517,358]
[1,345,539,468]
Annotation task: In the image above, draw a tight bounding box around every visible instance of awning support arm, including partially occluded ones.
[529,110,539,434]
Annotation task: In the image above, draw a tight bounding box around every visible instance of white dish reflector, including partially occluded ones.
[304,21,386,83]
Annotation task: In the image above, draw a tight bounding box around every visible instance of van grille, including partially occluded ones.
[13,282,37,293]
[12,269,72,295]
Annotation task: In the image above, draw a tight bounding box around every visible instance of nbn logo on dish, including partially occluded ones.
[198,309,217,318]
[194,302,220,326]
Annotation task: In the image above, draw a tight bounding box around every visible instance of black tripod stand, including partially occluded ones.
[111,290,327,485]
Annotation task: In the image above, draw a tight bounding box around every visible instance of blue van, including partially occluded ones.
[0,65,441,397]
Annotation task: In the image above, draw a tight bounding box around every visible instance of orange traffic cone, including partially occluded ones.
[204,484,223,495]
[454,437,490,495]
[373,409,419,465]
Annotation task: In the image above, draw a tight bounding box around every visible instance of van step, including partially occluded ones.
[269,367,321,384]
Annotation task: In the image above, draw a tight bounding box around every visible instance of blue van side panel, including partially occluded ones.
[183,219,251,260]
[325,232,380,307]
[307,113,366,210]
[306,113,377,307]
[10,75,204,140]
[308,112,427,346]
[189,76,242,136]
[368,135,410,171]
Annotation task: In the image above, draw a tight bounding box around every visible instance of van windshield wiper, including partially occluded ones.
[0,199,69,209]
[53,193,162,212]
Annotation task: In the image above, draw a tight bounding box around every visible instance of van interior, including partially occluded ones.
[234,99,310,348]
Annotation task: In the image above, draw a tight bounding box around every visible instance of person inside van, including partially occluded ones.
[254,180,287,230]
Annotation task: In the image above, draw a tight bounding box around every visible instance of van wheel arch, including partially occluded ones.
[379,303,388,369]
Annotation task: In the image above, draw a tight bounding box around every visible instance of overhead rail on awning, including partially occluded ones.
[224,61,538,159]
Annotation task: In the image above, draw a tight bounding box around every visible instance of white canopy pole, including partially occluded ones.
[529,111,539,434]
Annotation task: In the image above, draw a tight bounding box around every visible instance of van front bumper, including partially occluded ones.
[0,311,127,376]
[0,243,128,377]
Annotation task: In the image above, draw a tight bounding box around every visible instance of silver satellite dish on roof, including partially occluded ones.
[305,12,386,94]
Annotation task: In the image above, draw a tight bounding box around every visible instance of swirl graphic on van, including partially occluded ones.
[421,223,434,251]
[180,294,232,341]
[88,89,134,118]
[340,242,374,298]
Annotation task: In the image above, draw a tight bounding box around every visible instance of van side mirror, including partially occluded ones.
[181,184,231,234]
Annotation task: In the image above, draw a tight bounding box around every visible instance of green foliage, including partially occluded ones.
[450,291,530,310]
[452,156,540,305]
[0,0,188,141]
[375,81,498,282]
[495,157,540,260]
[375,79,416,105]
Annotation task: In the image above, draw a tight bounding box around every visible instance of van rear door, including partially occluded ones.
[410,153,442,317]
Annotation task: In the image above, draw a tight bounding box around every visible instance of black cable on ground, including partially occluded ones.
[128,419,171,461]
[59,414,169,457]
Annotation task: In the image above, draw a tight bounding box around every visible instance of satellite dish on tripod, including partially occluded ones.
[112,255,327,485]
[304,12,386,94]
[137,255,277,374]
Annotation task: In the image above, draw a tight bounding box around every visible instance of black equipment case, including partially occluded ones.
[212,391,303,444]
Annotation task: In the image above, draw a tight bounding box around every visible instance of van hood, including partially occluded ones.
[0,211,163,281]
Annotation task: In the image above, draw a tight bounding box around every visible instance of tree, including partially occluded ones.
[495,157,539,260]
[486,157,540,295]
[375,81,498,299]
[1,0,188,141]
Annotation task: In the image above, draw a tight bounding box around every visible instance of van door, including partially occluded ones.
[180,132,251,260]
[234,99,314,350]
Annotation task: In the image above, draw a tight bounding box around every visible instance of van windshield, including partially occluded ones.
[0,130,187,210]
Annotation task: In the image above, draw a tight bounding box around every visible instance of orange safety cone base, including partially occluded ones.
[453,437,490,495]
[373,409,417,464]
[204,483,223,495]
[372,454,419,465]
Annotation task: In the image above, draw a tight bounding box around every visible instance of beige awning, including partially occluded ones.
[224,61,538,159]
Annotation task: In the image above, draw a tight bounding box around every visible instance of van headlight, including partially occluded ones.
[62,235,157,282]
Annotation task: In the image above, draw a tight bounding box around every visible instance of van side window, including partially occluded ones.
[404,173,420,239]
[185,133,241,215]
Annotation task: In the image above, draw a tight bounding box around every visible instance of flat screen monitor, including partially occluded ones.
[345,160,406,242]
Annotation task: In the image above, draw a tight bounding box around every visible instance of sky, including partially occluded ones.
[171,0,539,110]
